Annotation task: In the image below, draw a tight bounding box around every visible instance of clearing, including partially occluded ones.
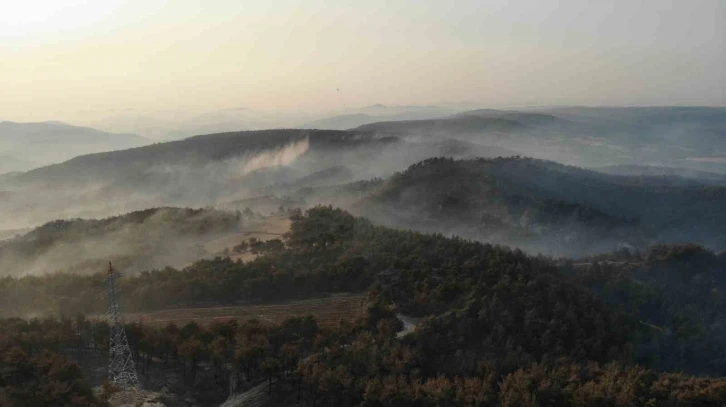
[202,215,291,263]
[122,294,367,328]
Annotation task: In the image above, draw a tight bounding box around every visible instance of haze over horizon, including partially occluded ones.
[2,0,724,138]
[6,2,726,404]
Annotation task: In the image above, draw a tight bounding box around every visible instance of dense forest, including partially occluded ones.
[565,244,726,376]
[355,157,726,255]
[595,165,726,187]
[3,207,726,405]
[3,296,726,406]
[3,0,724,403]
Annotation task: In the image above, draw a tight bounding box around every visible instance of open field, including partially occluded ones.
[121,294,367,328]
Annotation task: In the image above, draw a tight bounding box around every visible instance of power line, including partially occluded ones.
[105,261,140,390]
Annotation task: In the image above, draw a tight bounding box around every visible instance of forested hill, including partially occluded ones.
[0,207,240,277]
[14,129,395,184]
[355,157,726,254]
[0,127,515,231]
[595,164,726,186]
[4,207,726,404]
[566,243,726,376]
[0,206,650,366]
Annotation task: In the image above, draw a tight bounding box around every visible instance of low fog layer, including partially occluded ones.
[1,107,725,270]
[355,107,726,174]
[0,130,513,231]
[0,207,243,277]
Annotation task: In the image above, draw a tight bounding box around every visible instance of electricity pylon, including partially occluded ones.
[105,262,139,389]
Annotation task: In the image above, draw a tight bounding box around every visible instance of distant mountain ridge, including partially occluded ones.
[15,129,391,183]
[0,154,34,173]
[300,104,458,130]
[354,114,526,135]
[0,120,148,171]
[353,106,726,173]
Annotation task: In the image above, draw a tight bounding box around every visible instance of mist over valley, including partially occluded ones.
[3,1,726,405]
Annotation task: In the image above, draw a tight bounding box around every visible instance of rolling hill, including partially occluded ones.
[354,157,726,255]
[7,124,725,257]
[14,129,388,183]
[0,120,148,170]
[355,114,526,136]
[595,164,726,186]
[354,106,726,173]
[5,207,726,403]
[302,113,379,130]
[0,154,34,173]
[0,128,519,230]
[0,207,241,277]
[301,104,458,130]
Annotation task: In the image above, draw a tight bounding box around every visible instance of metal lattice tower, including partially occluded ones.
[105,262,139,389]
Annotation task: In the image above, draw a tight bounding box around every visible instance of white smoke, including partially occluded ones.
[240,137,310,174]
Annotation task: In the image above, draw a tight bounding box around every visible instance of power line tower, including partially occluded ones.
[105,262,139,389]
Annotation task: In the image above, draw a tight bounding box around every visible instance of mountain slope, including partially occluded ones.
[595,164,726,186]
[4,207,726,403]
[0,121,148,167]
[355,157,726,255]
[1,127,522,230]
[567,244,726,375]
[0,207,240,277]
[15,129,387,183]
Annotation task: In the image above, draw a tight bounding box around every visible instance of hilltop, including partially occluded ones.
[354,157,726,255]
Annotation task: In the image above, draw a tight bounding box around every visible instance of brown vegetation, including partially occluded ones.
[118,294,366,328]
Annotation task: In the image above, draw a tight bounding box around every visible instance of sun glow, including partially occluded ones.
[0,0,125,43]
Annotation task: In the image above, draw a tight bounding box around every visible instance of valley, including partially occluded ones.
[2,108,726,407]
[3,3,724,405]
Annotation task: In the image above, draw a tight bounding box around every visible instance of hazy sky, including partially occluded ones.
[1,0,724,126]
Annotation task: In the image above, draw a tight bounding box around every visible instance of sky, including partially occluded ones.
[1,0,724,133]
